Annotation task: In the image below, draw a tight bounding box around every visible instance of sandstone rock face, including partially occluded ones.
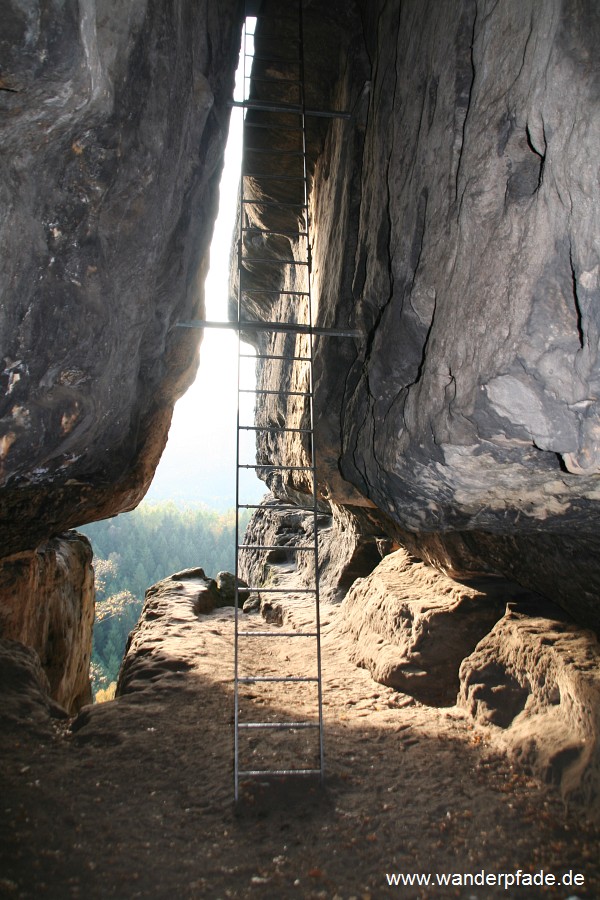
[239,494,384,606]
[0,532,94,713]
[339,546,600,814]
[339,549,506,706]
[0,638,69,727]
[117,567,232,695]
[238,0,600,629]
[0,0,242,718]
[333,0,600,528]
[0,0,243,556]
[118,566,246,690]
[458,598,600,813]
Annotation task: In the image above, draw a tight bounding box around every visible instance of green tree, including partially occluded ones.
[81,500,250,697]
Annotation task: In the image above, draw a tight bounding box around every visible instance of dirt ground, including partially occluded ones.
[1,590,599,900]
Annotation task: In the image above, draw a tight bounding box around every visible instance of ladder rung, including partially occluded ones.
[237,631,318,638]
[238,722,319,730]
[237,504,316,512]
[233,99,351,119]
[240,353,311,361]
[238,388,312,396]
[241,199,307,209]
[238,676,318,683]
[243,173,306,182]
[238,464,314,471]
[238,768,321,778]
[242,227,308,237]
[239,425,312,433]
[238,544,316,551]
[241,256,309,266]
[241,289,309,296]
[233,100,302,114]
[242,587,316,594]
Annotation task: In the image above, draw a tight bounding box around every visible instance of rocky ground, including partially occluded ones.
[1,577,599,900]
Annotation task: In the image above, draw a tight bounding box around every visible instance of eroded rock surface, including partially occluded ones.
[117,567,247,694]
[338,549,506,706]
[239,494,384,606]
[0,0,243,555]
[459,597,600,813]
[0,638,69,726]
[237,1,600,629]
[0,0,243,715]
[0,532,94,713]
[336,547,600,815]
[330,0,600,531]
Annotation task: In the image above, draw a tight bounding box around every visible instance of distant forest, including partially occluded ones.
[80,502,250,695]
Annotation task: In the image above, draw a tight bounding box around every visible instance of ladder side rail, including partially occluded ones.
[234,2,324,792]
[299,0,325,785]
[234,8,252,808]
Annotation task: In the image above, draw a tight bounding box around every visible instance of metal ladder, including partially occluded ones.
[233,2,343,800]
[176,2,354,800]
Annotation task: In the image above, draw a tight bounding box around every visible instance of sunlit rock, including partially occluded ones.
[0,532,94,713]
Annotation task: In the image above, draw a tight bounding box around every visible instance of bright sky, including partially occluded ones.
[147,23,263,510]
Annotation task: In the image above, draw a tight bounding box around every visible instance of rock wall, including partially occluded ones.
[336,547,600,814]
[238,494,386,607]
[0,532,94,712]
[334,0,600,523]
[0,0,243,556]
[458,596,600,811]
[239,0,600,630]
[0,1,243,698]
[339,549,506,706]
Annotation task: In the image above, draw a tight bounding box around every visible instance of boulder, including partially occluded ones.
[339,549,506,706]
[215,571,250,606]
[458,597,600,813]
[0,532,94,713]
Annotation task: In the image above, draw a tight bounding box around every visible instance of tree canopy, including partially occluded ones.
[80,501,250,695]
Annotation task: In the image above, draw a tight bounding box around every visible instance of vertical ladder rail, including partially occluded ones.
[299,0,325,785]
[233,6,249,805]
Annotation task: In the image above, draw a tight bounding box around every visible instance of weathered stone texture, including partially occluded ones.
[332,0,600,532]
[339,545,600,815]
[240,0,600,628]
[239,494,384,606]
[0,638,69,727]
[0,0,244,555]
[0,532,94,713]
[116,567,235,695]
[459,597,600,813]
[338,548,506,706]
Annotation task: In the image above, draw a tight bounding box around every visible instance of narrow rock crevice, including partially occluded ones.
[569,244,585,349]
[454,0,478,205]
